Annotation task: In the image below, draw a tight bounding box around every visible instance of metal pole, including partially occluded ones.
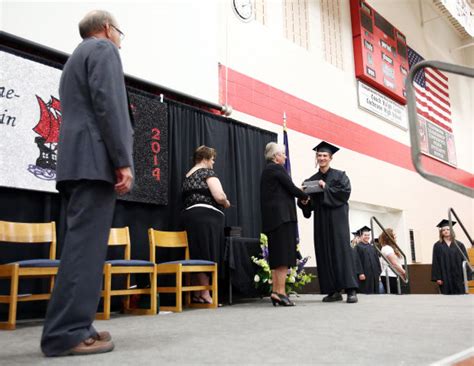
[449,208,474,247]
[385,269,391,294]
[463,262,469,294]
[448,209,473,272]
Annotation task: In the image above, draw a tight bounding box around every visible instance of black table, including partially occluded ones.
[224,236,261,305]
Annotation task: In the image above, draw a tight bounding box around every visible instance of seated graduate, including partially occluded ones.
[355,226,382,294]
[431,219,471,295]
[378,228,406,294]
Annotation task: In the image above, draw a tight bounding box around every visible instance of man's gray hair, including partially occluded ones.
[78,10,116,39]
[264,142,285,161]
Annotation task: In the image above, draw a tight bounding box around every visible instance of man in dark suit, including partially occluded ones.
[41,10,134,357]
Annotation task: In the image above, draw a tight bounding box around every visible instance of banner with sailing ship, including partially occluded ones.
[0,50,62,193]
[0,49,169,205]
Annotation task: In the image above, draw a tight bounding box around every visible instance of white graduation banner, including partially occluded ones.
[0,50,62,193]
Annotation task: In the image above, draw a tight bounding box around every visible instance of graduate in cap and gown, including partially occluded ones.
[298,141,359,303]
[431,220,471,295]
[355,226,382,294]
[351,230,361,248]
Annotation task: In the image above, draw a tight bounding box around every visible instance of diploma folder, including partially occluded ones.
[302,180,323,193]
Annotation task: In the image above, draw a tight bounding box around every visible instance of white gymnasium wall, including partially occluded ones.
[221,0,473,169]
[1,0,220,102]
[1,0,472,265]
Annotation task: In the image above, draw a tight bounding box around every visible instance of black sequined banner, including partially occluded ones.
[121,90,168,205]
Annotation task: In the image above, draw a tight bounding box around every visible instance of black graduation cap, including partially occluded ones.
[436,219,457,228]
[351,230,360,236]
[313,141,340,154]
[358,226,371,234]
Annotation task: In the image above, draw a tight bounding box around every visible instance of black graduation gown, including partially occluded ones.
[356,243,382,294]
[353,246,363,276]
[431,240,470,295]
[298,168,358,294]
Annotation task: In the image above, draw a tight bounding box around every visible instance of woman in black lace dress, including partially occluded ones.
[181,146,230,303]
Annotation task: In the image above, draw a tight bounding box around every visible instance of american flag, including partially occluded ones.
[407,46,452,132]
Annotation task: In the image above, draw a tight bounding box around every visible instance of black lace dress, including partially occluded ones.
[181,168,225,264]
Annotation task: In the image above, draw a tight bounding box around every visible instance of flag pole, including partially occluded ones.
[281,112,302,254]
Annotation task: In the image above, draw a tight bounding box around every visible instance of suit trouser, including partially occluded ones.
[41,180,116,356]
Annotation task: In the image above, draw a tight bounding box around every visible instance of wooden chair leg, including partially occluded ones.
[103,266,111,320]
[97,265,111,320]
[184,273,191,307]
[123,273,131,312]
[150,269,157,315]
[49,275,55,293]
[211,266,218,308]
[175,269,183,312]
[0,265,20,330]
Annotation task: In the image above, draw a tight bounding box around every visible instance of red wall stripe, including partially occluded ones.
[218,65,473,188]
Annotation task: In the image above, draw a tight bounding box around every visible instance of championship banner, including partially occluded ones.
[0,49,169,204]
[417,115,457,167]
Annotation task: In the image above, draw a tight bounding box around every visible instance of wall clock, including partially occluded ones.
[233,0,253,22]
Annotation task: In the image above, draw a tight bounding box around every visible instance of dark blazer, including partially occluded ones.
[260,162,308,233]
[56,38,134,186]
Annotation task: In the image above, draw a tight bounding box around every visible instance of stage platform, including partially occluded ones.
[1,294,473,365]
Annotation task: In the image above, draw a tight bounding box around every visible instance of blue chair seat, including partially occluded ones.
[12,259,60,268]
[106,259,155,267]
[160,259,215,266]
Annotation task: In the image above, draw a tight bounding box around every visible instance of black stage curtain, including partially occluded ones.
[0,100,276,317]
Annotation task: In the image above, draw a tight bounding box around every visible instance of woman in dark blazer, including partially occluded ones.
[260,142,309,306]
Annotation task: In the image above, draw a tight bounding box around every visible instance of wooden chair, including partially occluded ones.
[96,227,157,320]
[0,220,59,330]
[148,229,218,312]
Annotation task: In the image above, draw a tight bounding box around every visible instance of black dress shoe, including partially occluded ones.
[277,293,295,307]
[346,290,358,303]
[270,293,295,306]
[270,293,282,307]
[322,292,343,302]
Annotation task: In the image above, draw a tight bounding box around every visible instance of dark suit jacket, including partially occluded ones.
[56,38,134,186]
[260,162,308,233]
